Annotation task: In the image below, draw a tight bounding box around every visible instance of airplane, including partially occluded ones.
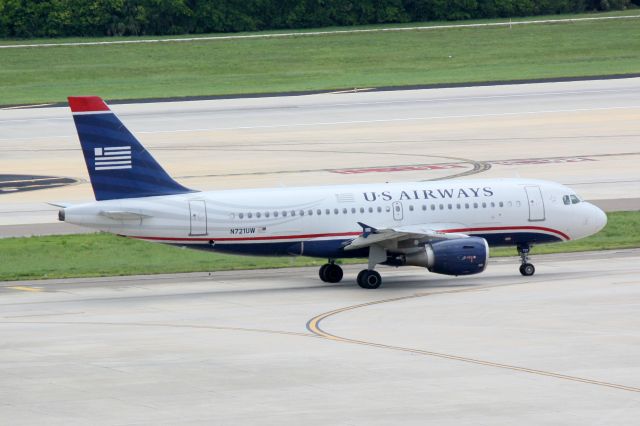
[58,96,608,289]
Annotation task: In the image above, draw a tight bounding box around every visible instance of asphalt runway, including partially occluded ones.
[1,78,639,236]
[1,250,639,425]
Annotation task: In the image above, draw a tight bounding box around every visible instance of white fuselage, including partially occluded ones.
[63,178,607,258]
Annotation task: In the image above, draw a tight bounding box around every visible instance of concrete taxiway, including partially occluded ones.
[1,250,639,425]
[1,78,639,236]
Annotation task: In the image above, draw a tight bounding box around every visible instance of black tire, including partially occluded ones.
[357,270,382,289]
[319,264,329,282]
[324,264,343,283]
[520,263,535,276]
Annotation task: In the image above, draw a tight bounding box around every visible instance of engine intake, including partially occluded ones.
[400,237,489,276]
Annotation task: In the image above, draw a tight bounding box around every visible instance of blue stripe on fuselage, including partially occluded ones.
[163,232,562,258]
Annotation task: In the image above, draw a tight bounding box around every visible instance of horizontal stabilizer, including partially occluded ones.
[47,201,74,208]
[99,210,153,220]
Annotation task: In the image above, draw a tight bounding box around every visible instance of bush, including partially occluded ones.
[0,0,632,38]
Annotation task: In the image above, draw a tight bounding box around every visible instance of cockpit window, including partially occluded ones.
[563,195,571,205]
[570,195,580,204]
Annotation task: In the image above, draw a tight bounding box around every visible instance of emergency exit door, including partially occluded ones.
[392,201,403,221]
[189,200,208,235]
[524,186,545,221]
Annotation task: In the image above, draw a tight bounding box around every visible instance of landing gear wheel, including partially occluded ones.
[357,269,382,289]
[517,245,535,277]
[319,263,343,283]
[519,263,535,276]
[318,264,328,282]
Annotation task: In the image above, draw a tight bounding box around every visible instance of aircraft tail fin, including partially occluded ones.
[68,96,193,201]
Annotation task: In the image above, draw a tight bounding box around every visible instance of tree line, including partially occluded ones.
[0,0,636,38]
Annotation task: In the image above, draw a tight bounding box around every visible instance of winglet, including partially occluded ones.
[357,222,378,238]
[68,96,110,113]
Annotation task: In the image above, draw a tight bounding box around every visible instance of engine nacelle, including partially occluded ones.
[402,237,489,276]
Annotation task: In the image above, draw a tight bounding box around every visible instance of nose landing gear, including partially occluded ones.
[319,261,343,283]
[518,245,535,276]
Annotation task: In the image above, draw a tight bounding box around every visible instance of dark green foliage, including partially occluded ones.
[0,0,633,38]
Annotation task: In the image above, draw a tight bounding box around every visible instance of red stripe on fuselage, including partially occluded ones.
[126,225,569,243]
[443,226,570,241]
[128,231,361,242]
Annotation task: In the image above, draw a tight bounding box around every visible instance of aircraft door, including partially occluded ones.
[392,201,403,221]
[189,200,208,235]
[524,186,545,221]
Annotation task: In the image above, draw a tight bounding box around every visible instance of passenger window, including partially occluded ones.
[409,205,414,212]
[291,210,296,217]
[456,203,461,209]
[239,213,244,219]
[563,195,571,205]
[266,212,271,218]
[491,202,495,208]
[308,210,313,216]
[447,204,452,210]
[377,206,382,213]
[351,208,356,214]
[282,211,287,217]
[274,211,279,218]
[334,208,339,215]
[422,205,427,211]
[343,208,348,214]
[516,201,521,207]
[325,209,330,215]
[473,203,478,208]
[300,210,305,216]
[439,204,444,210]
[386,206,391,212]
[317,209,322,215]
[368,207,373,213]
[482,202,486,208]
[499,201,504,207]
[431,205,435,211]
[360,207,365,213]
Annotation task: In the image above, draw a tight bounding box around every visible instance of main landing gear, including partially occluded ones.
[318,260,383,289]
[319,261,343,283]
[356,269,382,289]
[518,244,535,276]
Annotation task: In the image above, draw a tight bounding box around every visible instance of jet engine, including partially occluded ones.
[393,236,489,276]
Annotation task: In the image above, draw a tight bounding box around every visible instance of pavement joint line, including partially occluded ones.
[306,282,640,394]
[1,14,638,50]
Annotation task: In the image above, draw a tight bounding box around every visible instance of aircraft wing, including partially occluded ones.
[344,222,469,251]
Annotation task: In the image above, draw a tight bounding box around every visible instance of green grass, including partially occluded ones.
[1,211,638,282]
[1,10,639,105]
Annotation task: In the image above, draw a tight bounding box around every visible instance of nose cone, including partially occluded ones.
[593,205,607,233]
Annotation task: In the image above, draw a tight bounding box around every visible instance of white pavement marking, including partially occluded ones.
[0,103,54,110]
[134,104,640,133]
[1,15,638,49]
[1,104,637,141]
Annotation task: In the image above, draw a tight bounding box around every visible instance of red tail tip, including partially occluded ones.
[68,96,110,113]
